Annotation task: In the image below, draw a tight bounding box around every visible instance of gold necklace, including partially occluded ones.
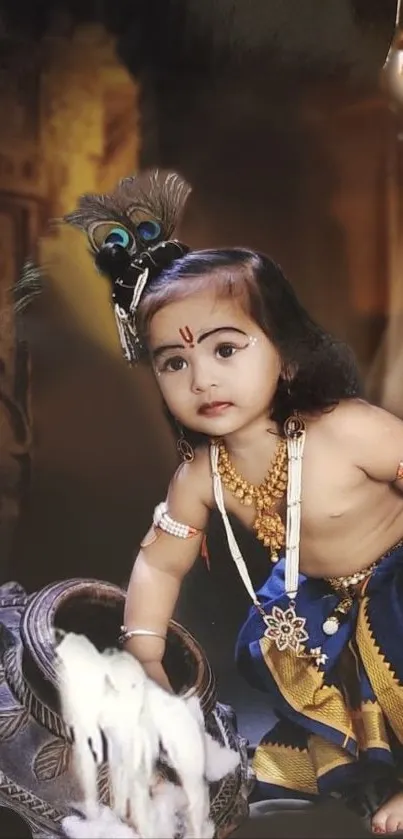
[216,438,288,561]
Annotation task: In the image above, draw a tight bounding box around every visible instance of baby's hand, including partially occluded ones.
[143,660,174,693]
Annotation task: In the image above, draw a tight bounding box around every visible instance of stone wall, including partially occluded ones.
[1,11,402,588]
[0,25,178,585]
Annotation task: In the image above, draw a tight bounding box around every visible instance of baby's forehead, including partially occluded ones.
[155,288,247,319]
[149,292,251,336]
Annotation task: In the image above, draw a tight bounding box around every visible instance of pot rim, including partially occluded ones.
[19,577,216,713]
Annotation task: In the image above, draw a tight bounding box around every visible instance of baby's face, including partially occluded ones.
[148,287,282,440]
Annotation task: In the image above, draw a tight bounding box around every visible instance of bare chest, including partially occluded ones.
[215,444,365,536]
[206,428,403,577]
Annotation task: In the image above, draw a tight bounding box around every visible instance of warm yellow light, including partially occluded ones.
[39,225,124,361]
[381,0,403,107]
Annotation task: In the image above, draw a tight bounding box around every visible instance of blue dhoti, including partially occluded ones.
[236,541,403,802]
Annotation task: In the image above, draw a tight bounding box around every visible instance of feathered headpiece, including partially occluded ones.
[64,170,192,363]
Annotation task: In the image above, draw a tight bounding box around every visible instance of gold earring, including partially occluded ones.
[176,426,194,463]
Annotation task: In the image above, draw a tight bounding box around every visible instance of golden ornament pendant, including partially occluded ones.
[215,437,288,562]
[254,510,285,561]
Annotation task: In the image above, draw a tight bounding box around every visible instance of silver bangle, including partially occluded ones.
[118,626,167,645]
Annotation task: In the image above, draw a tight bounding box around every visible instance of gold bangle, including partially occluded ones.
[118,626,167,645]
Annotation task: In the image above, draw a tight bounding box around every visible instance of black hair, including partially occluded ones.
[138,248,362,448]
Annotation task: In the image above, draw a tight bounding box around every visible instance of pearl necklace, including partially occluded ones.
[210,415,307,655]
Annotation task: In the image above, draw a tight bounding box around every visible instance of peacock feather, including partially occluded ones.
[13,170,192,363]
[64,169,191,259]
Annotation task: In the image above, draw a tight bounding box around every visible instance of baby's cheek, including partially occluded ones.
[162,390,187,419]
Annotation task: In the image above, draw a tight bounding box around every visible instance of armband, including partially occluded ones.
[152,501,201,539]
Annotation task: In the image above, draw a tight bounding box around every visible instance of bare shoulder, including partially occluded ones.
[170,444,213,504]
[317,399,403,440]
[166,444,213,530]
[312,399,403,482]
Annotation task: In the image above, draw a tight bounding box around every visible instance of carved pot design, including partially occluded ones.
[0,578,249,838]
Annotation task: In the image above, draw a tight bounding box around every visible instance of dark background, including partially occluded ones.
[0,0,400,784]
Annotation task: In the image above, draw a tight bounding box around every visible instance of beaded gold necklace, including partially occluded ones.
[215,438,288,561]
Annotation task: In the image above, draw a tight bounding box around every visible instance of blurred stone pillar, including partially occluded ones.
[0,24,178,588]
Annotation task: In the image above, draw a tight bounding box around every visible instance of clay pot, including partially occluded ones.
[0,578,249,837]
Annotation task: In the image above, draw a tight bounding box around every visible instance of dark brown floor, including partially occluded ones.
[230,800,370,838]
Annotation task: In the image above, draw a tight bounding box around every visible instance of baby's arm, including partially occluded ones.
[123,452,210,691]
[337,400,403,487]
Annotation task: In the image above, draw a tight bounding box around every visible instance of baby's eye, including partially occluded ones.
[216,343,237,359]
[162,356,187,373]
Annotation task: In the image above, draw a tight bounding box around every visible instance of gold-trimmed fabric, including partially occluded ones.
[236,539,403,798]
[253,701,390,794]
[253,742,318,795]
[356,593,403,744]
[259,634,356,745]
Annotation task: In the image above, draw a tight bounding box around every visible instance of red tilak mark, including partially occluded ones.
[179,326,195,347]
